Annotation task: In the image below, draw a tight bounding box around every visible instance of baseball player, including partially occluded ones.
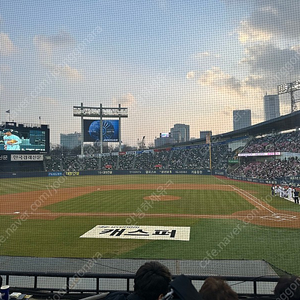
[3,129,22,150]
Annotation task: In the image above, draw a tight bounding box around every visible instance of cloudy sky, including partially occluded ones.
[1,0,300,146]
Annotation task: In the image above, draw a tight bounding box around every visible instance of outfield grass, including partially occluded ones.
[44,189,255,215]
[0,175,300,275]
[0,174,226,194]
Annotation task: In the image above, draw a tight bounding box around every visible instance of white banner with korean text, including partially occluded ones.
[80,225,190,241]
[11,154,44,161]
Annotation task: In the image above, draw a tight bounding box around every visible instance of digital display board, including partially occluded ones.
[83,119,119,142]
[238,152,280,157]
[0,122,50,154]
[160,133,170,138]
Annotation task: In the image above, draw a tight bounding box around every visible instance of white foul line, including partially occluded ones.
[229,185,275,214]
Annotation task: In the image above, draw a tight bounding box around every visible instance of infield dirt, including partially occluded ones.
[0,184,299,228]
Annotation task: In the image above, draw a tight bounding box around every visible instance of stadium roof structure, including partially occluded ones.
[216,110,300,140]
[166,111,300,148]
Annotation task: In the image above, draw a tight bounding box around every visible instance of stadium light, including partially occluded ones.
[277,80,300,113]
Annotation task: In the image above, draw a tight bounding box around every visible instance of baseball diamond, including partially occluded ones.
[1,183,300,228]
[1,174,300,276]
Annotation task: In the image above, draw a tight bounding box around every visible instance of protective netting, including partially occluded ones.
[0,257,293,298]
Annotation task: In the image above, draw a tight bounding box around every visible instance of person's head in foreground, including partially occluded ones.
[199,277,238,300]
[274,276,300,300]
[133,261,172,300]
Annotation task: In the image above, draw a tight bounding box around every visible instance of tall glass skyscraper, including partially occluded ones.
[233,110,251,131]
[170,124,190,143]
[264,94,280,121]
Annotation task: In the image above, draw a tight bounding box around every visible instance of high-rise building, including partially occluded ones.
[60,132,81,149]
[233,110,251,131]
[170,124,190,143]
[264,94,280,121]
[154,136,176,148]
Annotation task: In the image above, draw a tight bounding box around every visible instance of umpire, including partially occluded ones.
[294,188,299,204]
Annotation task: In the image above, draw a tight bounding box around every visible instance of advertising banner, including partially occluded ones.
[80,225,190,241]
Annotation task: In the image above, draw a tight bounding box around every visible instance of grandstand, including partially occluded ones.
[0,112,295,180]
[40,111,300,186]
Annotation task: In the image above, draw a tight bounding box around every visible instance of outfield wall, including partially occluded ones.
[1,169,300,186]
[227,175,300,186]
[0,169,212,178]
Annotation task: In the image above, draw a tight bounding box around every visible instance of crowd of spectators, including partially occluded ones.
[118,153,135,170]
[44,130,300,181]
[211,144,230,170]
[44,143,230,172]
[242,131,300,154]
[134,151,155,170]
[230,157,300,180]
[101,260,300,300]
[229,130,300,179]
[184,146,210,169]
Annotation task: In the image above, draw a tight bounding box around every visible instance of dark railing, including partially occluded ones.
[0,270,280,299]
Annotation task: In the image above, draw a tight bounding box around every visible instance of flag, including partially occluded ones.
[6,110,10,113]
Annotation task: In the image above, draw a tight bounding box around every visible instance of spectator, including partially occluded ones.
[274,276,300,300]
[128,261,172,300]
[199,277,238,300]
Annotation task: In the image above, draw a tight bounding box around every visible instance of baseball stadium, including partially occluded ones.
[3,1,300,299]
[0,109,300,299]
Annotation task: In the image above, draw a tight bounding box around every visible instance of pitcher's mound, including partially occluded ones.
[143,195,181,201]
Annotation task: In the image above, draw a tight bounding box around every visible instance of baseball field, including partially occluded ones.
[1,174,300,275]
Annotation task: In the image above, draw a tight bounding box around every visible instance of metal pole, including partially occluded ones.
[100,104,103,154]
[119,104,121,152]
[291,89,295,113]
[209,140,212,172]
[99,104,103,170]
[81,102,84,155]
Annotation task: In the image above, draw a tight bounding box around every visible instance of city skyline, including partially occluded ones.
[1,1,299,147]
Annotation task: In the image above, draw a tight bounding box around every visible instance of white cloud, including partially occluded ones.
[194,51,210,58]
[112,93,136,107]
[198,67,243,95]
[33,32,83,81]
[241,44,300,91]
[238,20,272,44]
[237,1,300,42]
[242,44,300,74]
[44,63,83,81]
[191,43,300,96]
[192,51,220,59]
[186,71,195,79]
[60,65,83,81]
[187,2,300,127]
[34,31,75,57]
[192,51,220,61]
[0,32,16,56]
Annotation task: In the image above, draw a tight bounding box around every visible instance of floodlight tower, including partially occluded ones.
[277,80,300,112]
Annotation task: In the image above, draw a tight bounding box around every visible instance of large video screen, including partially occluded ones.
[84,119,119,142]
[0,122,50,154]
